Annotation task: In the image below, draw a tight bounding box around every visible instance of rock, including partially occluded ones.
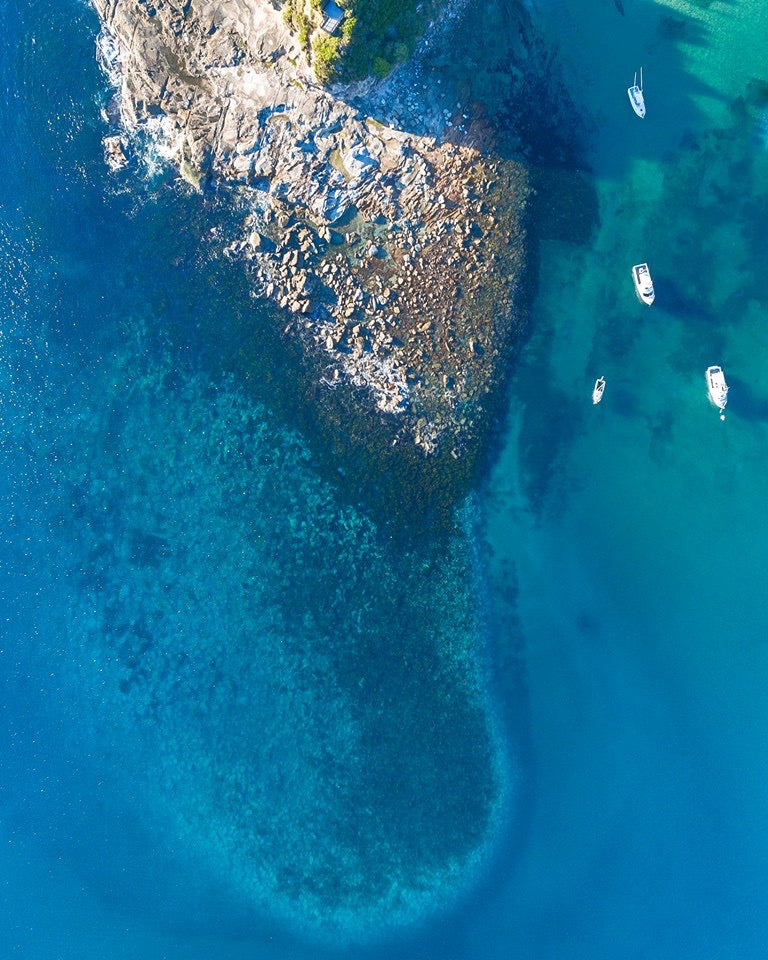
[103,135,128,171]
[341,144,380,181]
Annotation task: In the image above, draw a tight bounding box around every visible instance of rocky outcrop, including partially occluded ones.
[94,0,529,456]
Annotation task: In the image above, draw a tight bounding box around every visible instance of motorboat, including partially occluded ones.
[628,68,645,118]
[706,365,728,420]
[592,376,606,405]
[632,262,655,305]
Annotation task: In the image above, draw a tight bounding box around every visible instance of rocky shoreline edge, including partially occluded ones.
[93,0,533,504]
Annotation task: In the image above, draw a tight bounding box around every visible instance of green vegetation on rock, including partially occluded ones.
[280,0,444,84]
[180,157,203,191]
[334,0,443,82]
[372,56,391,79]
[283,0,312,53]
[312,33,341,84]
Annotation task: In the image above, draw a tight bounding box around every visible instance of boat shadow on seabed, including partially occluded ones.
[722,376,768,423]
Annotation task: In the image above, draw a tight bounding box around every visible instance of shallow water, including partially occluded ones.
[2,0,768,956]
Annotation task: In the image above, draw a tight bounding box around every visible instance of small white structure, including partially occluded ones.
[321,1,345,34]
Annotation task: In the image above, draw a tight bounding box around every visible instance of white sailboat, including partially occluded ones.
[706,365,728,420]
[628,67,645,118]
[632,262,655,305]
[592,377,606,405]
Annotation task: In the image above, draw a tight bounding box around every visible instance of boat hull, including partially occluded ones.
[628,85,645,118]
[592,378,606,405]
[706,365,728,418]
[632,263,654,305]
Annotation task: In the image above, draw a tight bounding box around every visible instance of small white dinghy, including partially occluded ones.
[706,365,728,421]
[628,68,645,118]
[632,262,655,305]
[592,376,606,405]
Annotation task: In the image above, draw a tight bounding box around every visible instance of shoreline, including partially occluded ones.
[92,0,534,514]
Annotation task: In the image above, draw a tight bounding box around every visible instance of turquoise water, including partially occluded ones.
[2,0,768,956]
[478,0,768,955]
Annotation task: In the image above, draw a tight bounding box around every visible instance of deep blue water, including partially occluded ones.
[2,0,768,957]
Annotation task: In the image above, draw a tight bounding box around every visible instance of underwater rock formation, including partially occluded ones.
[57,332,509,939]
[93,0,530,457]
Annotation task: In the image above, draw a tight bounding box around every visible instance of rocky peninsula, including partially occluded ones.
[82,0,539,936]
[94,0,530,467]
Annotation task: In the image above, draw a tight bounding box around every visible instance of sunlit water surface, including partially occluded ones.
[2,0,768,957]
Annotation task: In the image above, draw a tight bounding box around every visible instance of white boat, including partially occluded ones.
[592,376,606,405]
[632,262,655,305]
[628,68,645,118]
[706,365,728,420]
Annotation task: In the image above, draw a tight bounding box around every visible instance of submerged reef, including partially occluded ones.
[93,0,531,478]
[50,329,510,938]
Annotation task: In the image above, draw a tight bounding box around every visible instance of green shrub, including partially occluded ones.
[341,15,356,41]
[296,10,311,51]
[372,56,391,79]
[312,34,341,83]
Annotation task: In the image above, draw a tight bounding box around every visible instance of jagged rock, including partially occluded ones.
[103,135,127,171]
[342,144,380,181]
